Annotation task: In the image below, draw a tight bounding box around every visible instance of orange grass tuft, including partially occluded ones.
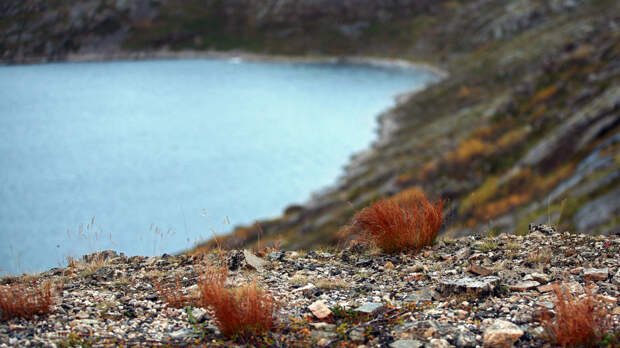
[0,280,55,320]
[539,282,613,347]
[152,275,196,309]
[352,191,444,253]
[198,266,277,339]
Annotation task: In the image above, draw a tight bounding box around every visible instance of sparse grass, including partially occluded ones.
[0,280,56,320]
[539,282,613,347]
[527,248,552,264]
[506,242,520,251]
[350,191,444,253]
[316,279,350,289]
[290,275,311,286]
[475,240,498,252]
[67,253,111,278]
[198,266,277,341]
[152,275,196,309]
[440,237,457,245]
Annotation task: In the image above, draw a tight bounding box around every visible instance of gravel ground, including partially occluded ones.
[1,225,618,347]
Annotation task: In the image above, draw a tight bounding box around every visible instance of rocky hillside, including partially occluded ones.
[188,0,620,251]
[1,0,618,251]
[1,226,619,347]
[0,0,443,62]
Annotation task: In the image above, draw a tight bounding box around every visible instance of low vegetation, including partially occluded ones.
[349,191,444,253]
[152,275,195,309]
[0,280,55,321]
[539,282,614,347]
[197,266,277,340]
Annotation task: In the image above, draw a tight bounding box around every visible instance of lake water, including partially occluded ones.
[0,58,435,275]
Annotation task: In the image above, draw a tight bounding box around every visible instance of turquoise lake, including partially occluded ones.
[0,58,435,275]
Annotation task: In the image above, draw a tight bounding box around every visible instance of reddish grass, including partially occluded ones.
[0,280,55,320]
[198,266,277,339]
[152,275,196,309]
[539,282,613,347]
[352,192,444,253]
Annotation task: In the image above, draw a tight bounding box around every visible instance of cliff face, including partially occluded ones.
[1,0,444,62]
[2,0,618,250]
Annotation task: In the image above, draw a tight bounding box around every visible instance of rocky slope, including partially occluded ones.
[1,226,619,347]
[1,0,618,251]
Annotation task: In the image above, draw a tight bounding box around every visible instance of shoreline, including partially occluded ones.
[4,49,449,78]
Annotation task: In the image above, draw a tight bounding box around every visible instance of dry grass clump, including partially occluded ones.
[0,280,55,320]
[539,282,613,347]
[152,275,196,309]
[198,266,277,339]
[351,191,444,253]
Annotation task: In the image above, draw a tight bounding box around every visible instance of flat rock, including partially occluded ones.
[355,302,383,314]
[614,269,620,285]
[467,264,492,276]
[537,284,554,292]
[243,250,266,271]
[308,300,332,319]
[437,276,501,297]
[510,281,540,291]
[584,268,608,281]
[405,288,435,303]
[429,338,450,348]
[530,273,550,284]
[293,283,316,292]
[169,328,194,339]
[390,339,424,348]
[268,251,284,261]
[482,319,524,348]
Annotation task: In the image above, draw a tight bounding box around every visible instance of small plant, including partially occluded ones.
[539,282,613,347]
[349,191,444,253]
[527,248,552,264]
[330,305,367,324]
[476,240,498,252]
[152,275,195,309]
[316,278,350,289]
[0,280,55,320]
[198,266,277,340]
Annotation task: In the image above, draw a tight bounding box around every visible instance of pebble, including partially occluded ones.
[390,339,424,348]
[308,300,332,319]
[354,302,383,314]
[510,281,540,291]
[482,319,524,348]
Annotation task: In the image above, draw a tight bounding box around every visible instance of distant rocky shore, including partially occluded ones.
[26,49,448,79]
[1,225,618,347]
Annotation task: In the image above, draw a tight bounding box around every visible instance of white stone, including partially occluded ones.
[583,268,608,281]
[243,250,266,271]
[390,339,424,348]
[308,300,332,319]
[483,319,524,348]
